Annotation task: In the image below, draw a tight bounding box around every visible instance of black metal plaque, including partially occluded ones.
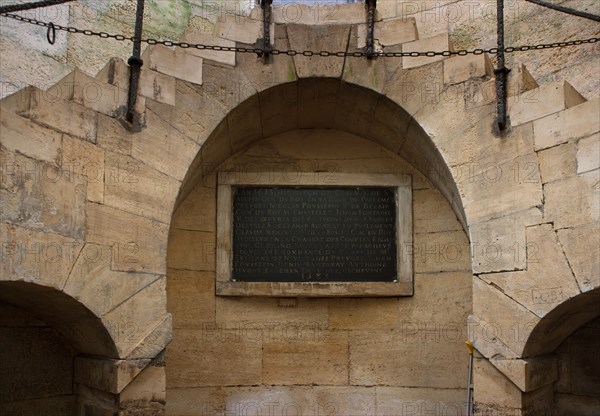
[232,187,397,282]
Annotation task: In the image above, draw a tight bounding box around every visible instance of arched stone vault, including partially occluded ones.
[1,6,598,413]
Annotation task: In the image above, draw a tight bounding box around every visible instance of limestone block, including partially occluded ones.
[287,24,350,78]
[85,202,168,274]
[168,269,215,329]
[0,108,61,165]
[0,223,82,289]
[96,58,176,107]
[167,229,215,271]
[329,298,397,330]
[167,328,262,387]
[104,150,180,223]
[383,60,444,116]
[62,134,105,203]
[96,113,133,156]
[102,278,166,357]
[511,80,586,128]
[171,184,216,232]
[468,315,519,361]
[333,81,380,138]
[214,12,271,45]
[544,170,600,229]
[413,188,463,233]
[142,45,203,86]
[375,387,465,416]
[258,81,299,138]
[472,277,540,356]
[53,70,134,118]
[64,243,162,317]
[397,272,471,325]
[443,53,492,85]
[216,297,328,327]
[1,151,86,239]
[470,208,542,274]
[557,223,600,292]
[490,356,558,393]
[357,17,418,48]
[474,355,523,409]
[273,3,367,25]
[480,224,581,317]
[413,230,471,274]
[367,92,413,152]
[146,97,207,145]
[127,314,172,360]
[297,77,340,129]
[533,98,599,150]
[458,153,543,224]
[227,94,262,153]
[183,30,236,66]
[132,108,200,181]
[74,356,150,394]
[577,133,600,174]
[120,357,166,404]
[537,142,576,184]
[263,332,348,385]
[402,33,451,69]
[19,87,97,143]
[349,329,467,388]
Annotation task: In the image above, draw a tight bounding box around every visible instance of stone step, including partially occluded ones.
[95,58,176,107]
[182,29,236,67]
[402,33,452,69]
[509,80,587,127]
[141,45,204,87]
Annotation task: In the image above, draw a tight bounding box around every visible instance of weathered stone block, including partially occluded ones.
[104,150,180,223]
[375,387,465,416]
[85,202,168,274]
[183,30,236,66]
[0,108,62,165]
[357,17,418,48]
[167,229,215,271]
[96,113,133,156]
[64,243,162,317]
[474,355,523,409]
[168,269,215,329]
[143,45,203,86]
[171,184,216,232]
[472,277,539,356]
[21,88,98,143]
[214,12,270,45]
[413,188,463,233]
[490,356,558,393]
[350,329,467,388]
[0,223,82,289]
[274,3,367,25]
[413,229,471,274]
[479,224,581,317]
[537,142,576,184]
[402,33,451,69]
[510,81,586,127]
[102,277,166,357]
[127,314,172,360]
[576,133,599,174]
[263,332,348,385]
[1,151,86,239]
[329,298,397,330]
[287,25,350,78]
[167,328,262,387]
[544,170,600,229]
[557,223,600,292]
[443,53,492,85]
[62,134,105,203]
[470,208,542,274]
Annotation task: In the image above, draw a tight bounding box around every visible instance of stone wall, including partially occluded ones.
[0,302,77,415]
[166,129,473,415]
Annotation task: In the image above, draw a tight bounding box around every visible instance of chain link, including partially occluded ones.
[2,12,599,58]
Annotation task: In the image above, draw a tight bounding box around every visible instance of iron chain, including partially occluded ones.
[2,12,599,58]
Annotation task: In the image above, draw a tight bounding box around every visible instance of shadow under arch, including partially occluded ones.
[176,77,466,231]
[523,287,600,358]
[0,281,119,358]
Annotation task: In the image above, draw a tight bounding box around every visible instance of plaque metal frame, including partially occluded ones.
[216,172,413,297]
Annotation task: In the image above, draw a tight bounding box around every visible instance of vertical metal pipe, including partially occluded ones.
[126,0,145,125]
[495,0,509,131]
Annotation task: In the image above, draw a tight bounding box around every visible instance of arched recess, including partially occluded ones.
[521,288,600,415]
[175,77,466,231]
[166,76,474,412]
